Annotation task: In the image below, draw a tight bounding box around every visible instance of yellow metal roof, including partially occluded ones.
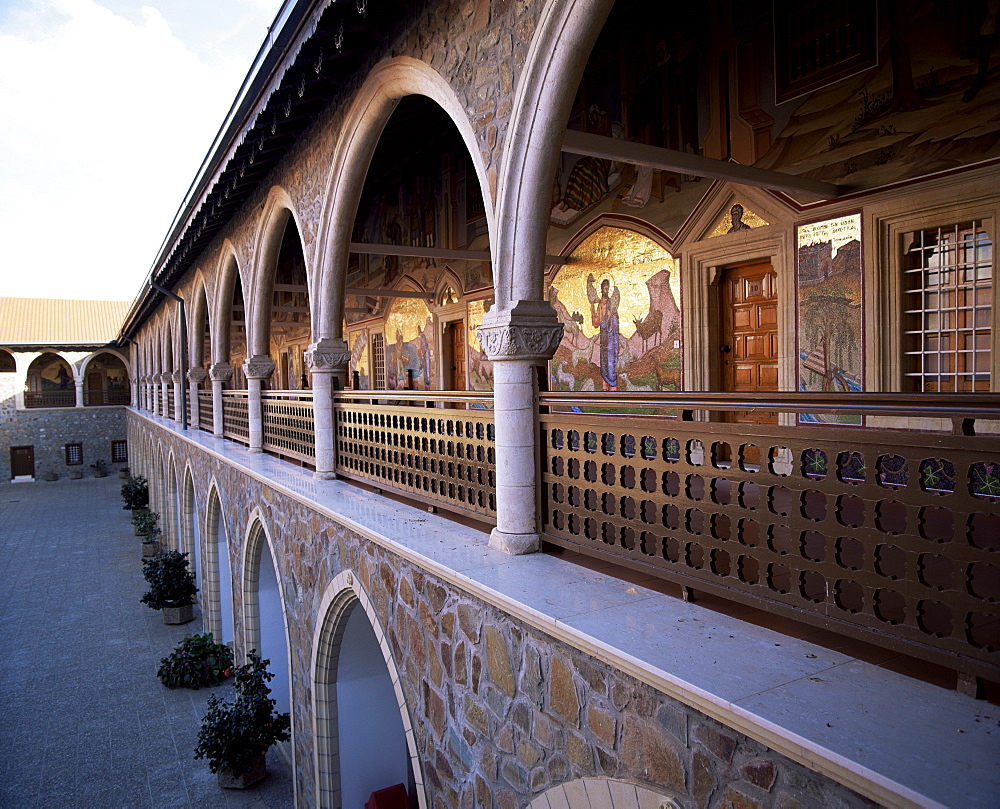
[0,297,130,345]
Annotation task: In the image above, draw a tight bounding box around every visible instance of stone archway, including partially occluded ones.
[312,570,425,809]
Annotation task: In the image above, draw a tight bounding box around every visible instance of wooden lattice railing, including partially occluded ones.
[221,390,250,444]
[539,392,1000,680]
[262,391,315,465]
[334,390,497,522]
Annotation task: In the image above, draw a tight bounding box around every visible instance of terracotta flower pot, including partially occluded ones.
[217,753,266,789]
[141,540,162,557]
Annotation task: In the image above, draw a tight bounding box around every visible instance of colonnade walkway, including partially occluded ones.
[0,475,294,808]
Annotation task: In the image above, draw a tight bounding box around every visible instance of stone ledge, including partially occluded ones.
[132,408,1000,809]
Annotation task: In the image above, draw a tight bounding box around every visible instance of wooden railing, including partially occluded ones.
[262,391,315,465]
[166,387,175,420]
[23,391,75,408]
[333,390,497,522]
[221,390,250,444]
[538,391,1000,680]
[83,389,130,406]
[198,391,213,432]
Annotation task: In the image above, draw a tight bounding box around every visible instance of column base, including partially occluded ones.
[489,528,539,555]
[248,447,263,454]
[313,471,337,480]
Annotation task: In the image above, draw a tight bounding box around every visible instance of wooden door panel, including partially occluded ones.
[11,446,34,478]
[721,261,778,424]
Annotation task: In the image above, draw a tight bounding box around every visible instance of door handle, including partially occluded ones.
[720,345,732,353]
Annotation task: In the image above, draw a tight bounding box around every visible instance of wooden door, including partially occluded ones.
[720,261,778,424]
[11,446,34,479]
[446,321,467,390]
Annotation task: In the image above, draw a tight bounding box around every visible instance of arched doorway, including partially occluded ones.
[81,351,130,406]
[181,470,202,596]
[244,520,291,718]
[205,487,235,645]
[313,573,422,809]
[24,353,74,408]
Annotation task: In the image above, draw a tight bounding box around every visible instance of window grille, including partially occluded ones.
[372,332,386,390]
[904,221,993,391]
[65,443,83,465]
[111,440,128,463]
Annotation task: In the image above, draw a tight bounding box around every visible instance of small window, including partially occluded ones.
[903,221,993,391]
[65,443,83,465]
[111,440,128,463]
[371,332,386,390]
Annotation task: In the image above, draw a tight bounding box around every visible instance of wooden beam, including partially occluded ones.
[349,242,568,265]
[345,287,433,300]
[561,130,842,200]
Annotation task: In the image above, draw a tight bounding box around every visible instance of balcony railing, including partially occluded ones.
[23,391,75,408]
[166,387,175,420]
[334,390,497,522]
[83,389,131,406]
[262,391,315,465]
[198,390,213,432]
[538,391,1000,680]
[221,390,250,444]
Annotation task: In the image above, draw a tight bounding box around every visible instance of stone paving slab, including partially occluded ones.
[0,476,294,809]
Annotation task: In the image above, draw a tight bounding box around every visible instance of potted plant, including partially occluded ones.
[90,459,108,478]
[158,633,234,689]
[68,468,83,480]
[132,509,161,551]
[121,475,149,511]
[118,465,131,480]
[140,550,197,624]
[195,651,291,789]
[42,470,58,482]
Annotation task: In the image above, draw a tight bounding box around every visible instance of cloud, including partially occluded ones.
[0,0,274,301]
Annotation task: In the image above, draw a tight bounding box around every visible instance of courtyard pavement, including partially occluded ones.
[0,475,294,808]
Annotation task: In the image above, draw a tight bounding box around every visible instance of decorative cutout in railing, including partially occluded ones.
[539,392,1000,680]
[334,391,497,522]
[221,391,250,443]
[198,391,213,432]
[262,392,315,464]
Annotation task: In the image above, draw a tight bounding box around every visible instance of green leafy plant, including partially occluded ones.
[140,550,197,611]
[158,633,234,689]
[131,509,159,539]
[195,651,291,776]
[121,475,149,511]
[90,459,108,476]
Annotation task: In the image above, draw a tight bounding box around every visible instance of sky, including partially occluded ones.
[0,0,283,303]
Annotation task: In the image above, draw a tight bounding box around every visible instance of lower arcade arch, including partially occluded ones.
[180,469,202,596]
[312,571,423,809]
[203,486,235,645]
[243,517,293,719]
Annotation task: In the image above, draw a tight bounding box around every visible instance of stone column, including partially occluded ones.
[160,373,170,418]
[130,377,138,408]
[75,379,85,408]
[187,367,206,428]
[305,338,350,479]
[243,355,275,453]
[477,301,563,555]
[171,371,184,424]
[209,363,232,437]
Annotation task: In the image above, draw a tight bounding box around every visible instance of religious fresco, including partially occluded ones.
[349,330,370,390]
[29,354,73,391]
[797,213,863,425]
[466,298,494,391]
[548,226,681,392]
[384,297,433,391]
[708,202,770,237]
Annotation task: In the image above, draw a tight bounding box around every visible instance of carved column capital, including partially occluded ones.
[209,363,233,383]
[476,300,563,362]
[171,370,184,385]
[242,355,276,380]
[305,339,350,373]
[187,367,207,384]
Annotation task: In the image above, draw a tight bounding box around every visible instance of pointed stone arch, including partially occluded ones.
[313,56,491,343]
[311,569,425,809]
[180,464,202,596]
[241,511,295,766]
[203,481,235,645]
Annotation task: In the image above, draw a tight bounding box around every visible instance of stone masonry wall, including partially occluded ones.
[133,413,880,809]
[0,405,127,482]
